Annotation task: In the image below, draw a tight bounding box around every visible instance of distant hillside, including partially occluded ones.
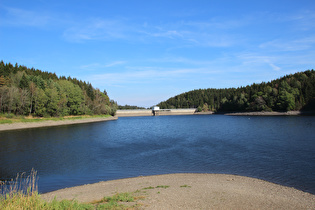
[0,61,117,117]
[158,70,315,112]
[118,105,146,110]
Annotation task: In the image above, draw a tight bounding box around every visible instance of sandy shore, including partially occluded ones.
[0,116,117,131]
[41,173,315,209]
[223,111,315,116]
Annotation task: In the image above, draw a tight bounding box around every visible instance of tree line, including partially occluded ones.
[158,70,315,112]
[0,61,117,117]
[118,105,146,110]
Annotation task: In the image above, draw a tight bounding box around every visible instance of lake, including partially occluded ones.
[0,115,314,194]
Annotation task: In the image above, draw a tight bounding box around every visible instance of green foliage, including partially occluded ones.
[155,185,170,189]
[0,75,6,87]
[159,70,315,112]
[180,185,191,188]
[0,61,117,117]
[102,192,134,203]
[143,186,155,190]
[0,114,112,124]
[0,192,94,210]
[19,74,29,89]
[0,119,12,124]
[95,192,137,209]
[118,104,146,109]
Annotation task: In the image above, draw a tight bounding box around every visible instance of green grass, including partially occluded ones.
[143,185,170,190]
[0,193,94,210]
[102,192,134,203]
[143,186,155,190]
[2,170,184,209]
[0,170,94,210]
[19,118,44,123]
[155,185,170,189]
[180,185,191,188]
[90,192,145,209]
[1,192,141,210]
[0,114,112,124]
[0,120,12,124]
[0,171,142,210]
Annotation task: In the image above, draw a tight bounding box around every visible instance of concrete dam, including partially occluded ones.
[116,108,197,117]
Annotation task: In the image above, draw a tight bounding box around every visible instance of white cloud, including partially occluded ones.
[259,36,315,52]
[80,61,126,70]
[63,18,129,42]
[1,6,53,27]
[145,29,184,39]
[61,14,245,47]
[268,63,281,71]
[139,20,242,47]
[85,67,203,87]
[278,10,315,31]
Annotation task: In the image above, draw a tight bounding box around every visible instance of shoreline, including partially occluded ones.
[0,116,117,132]
[1,110,313,131]
[221,110,315,116]
[116,110,315,117]
[41,173,315,209]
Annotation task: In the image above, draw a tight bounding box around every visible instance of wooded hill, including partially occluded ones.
[118,105,146,110]
[158,70,315,112]
[0,61,117,117]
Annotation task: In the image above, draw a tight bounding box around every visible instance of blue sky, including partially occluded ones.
[1,0,315,107]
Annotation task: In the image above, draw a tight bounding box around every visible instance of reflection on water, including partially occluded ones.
[0,115,314,194]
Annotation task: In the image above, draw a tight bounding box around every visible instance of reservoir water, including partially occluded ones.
[0,115,314,194]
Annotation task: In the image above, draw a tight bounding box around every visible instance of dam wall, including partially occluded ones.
[116,108,197,117]
[155,108,196,116]
[116,109,153,117]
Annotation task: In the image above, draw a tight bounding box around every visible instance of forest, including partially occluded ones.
[0,61,117,117]
[118,105,146,110]
[158,70,315,112]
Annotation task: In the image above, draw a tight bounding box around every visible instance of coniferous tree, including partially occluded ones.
[158,70,315,112]
[0,61,117,116]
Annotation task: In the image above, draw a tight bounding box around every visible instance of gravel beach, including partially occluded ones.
[0,116,117,131]
[41,173,315,209]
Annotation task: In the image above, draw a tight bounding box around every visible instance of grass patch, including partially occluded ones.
[0,194,94,210]
[0,114,112,124]
[1,170,144,210]
[180,184,191,188]
[102,192,134,203]
[155,185,170,189]
[0,169,94,210]
[143,186,155,190]
[19,118,43,123]
[0,120,12,124]
[143,185,170,190]
[91,192,142,209]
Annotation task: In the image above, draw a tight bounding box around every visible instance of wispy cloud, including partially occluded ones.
[62,14,247,47]
[0,6,53,27]
[85,67,204,87]
[144,29,184,39]
[268,63,281,71]
[276,10,315,31]
[63,18,131,42]
[237,53,281,69]
[182,17,250,30]
[80,61,126,70]
[139,19,246,47]
[259,36,315,52]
